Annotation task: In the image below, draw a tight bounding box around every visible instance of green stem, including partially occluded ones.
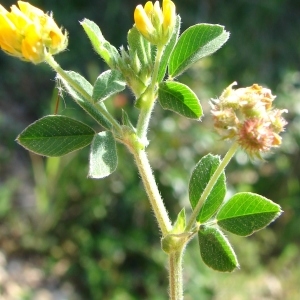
[45,54,122,133]
[149,45,164,91]
[131,147,172,236]
[136,94,155,144]
[169,250,184,300]
[136,46,164,141]
[185,142,239,232]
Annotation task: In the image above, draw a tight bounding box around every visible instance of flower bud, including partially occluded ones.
[134,0,176,46]
[162,0,176,40]
[144,1,154,16]
[134,4,156,39]
[211,82,287,158]
[152,1,163,28]
[0,1,67,64]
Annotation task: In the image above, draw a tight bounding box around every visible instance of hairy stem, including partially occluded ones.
[131,147,172,236]
[169,249,184,300]
[136,46,164,141]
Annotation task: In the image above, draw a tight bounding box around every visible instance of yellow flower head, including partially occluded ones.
[0,1,67,64]
[134,0,176,45]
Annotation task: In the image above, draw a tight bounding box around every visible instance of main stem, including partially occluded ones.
[130,45,172,235]
[136,46,164,141]
[133,44,186,298]
[132,147,172,236]
[169,249,184,300]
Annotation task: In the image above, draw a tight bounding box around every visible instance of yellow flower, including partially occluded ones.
[134,0,176,45]
[134,4,156,38]
[162,0,176,35]
[0,1,67,64]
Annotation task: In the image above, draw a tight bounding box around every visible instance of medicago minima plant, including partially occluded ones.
[0,1,287,299]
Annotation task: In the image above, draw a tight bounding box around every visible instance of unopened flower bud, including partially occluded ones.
[162,0,176,41]
[0,1,67,64]
[153,1,164,28]
[144,1,154,16]
[134,4,156,39]
[134,0,176,46]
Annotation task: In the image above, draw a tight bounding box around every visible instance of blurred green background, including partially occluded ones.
[0,0,300,299]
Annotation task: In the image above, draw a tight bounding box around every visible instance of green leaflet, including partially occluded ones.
[217,192,282,236]
[169,24,229,78]
[16,115,95,157]
[92,70,126,103]
[88,131,118,179]
[81,18,120,69]
[198,226,239,272]
[59,70,112,129]
[189,154,226,222]
[158,81,202,119]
